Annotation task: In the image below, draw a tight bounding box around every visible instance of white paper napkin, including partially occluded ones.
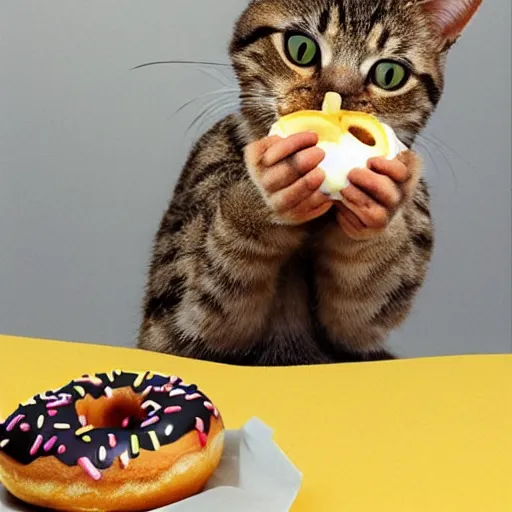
[0,417,302,512]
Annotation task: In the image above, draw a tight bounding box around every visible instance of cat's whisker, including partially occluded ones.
[184,95,234,130]
[417,134,459,190]
[170,88,238,119]
[414,139,444,183]
[199,99,239,124]
[196,101,240,132]
[198,68,237,88]
[132,59,231,71]
[422,131,472,167]
[186,97,239,137]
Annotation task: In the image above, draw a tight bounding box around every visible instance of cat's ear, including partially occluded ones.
[419,0,482,44]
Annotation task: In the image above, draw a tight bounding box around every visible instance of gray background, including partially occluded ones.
[1,1,510,357]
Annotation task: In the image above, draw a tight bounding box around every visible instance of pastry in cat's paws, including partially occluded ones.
[269,92,407,200]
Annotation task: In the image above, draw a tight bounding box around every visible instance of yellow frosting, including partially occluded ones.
[271,92,389,153]
[269,92,405,198]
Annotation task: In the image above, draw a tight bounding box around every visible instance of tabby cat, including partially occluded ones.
[138,0,482,365]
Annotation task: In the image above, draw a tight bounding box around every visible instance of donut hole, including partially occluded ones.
[348,125,376,146]
[75,388,148,428]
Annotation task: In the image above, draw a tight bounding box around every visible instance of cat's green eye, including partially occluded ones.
[371,61,410,91]
[285,33,319,67]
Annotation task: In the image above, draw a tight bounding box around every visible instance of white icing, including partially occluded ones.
[269,121,407,201]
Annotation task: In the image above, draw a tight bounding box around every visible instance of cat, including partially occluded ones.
[137,0,482,366]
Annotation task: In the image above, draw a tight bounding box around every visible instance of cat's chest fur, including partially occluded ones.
[260,248,331,365]
[268,254,312,338]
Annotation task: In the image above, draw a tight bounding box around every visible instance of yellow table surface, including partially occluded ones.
[1,335,511,511]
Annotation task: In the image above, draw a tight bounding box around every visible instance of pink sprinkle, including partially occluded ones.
[169,388,186,398]
[79,415,88,426]
[57,444,67,455]
[108,433,117,448]
[195,417,205,433]
[121,417,130,428]
[104,386,113,398]
[20,423,31,432]
[140,416,160,428]
[203,401,214,411]
[47,398,71,409]
[48,409,58,417]
[185,393,202,401]
[30,435,44,456]
[164,406,182,414]
[78,457,102,480]
[43,436,58,452]
[6,415,25,432]
[198,431,208,447]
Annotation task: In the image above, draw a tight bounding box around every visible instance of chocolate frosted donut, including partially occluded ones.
[0,371,225,511]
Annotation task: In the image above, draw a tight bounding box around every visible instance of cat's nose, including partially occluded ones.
[321,66,365,98]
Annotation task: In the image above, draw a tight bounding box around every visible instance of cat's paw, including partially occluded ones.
[335,150,422,240]
[244,132,333,225]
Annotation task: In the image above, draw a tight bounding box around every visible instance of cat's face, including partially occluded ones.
[229,0,482,145]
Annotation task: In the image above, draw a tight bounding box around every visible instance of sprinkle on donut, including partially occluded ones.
[0,371,220,481]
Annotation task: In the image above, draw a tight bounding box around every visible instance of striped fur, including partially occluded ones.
[138,0,481,365]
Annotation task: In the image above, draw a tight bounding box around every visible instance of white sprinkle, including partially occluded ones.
[79,415,88,427]
[40,392,58,401]
[169,388,186,398]
[104,386,113,398]
[98,446,107,462]
[141,400,162,414]
[148,431,160,451]
[0,439,9,449]
[141,385,152,397]
[165,424,174,437]
[54,423,71,430]
[120,451,130,468]
[37,415,45,429]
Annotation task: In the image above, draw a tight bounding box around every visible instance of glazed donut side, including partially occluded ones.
[0,371,225,512]
[0,416,224,512]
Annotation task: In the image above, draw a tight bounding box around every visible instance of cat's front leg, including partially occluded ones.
[245,131,333,225]
[314,151,434,357]
[139,126,331,362]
